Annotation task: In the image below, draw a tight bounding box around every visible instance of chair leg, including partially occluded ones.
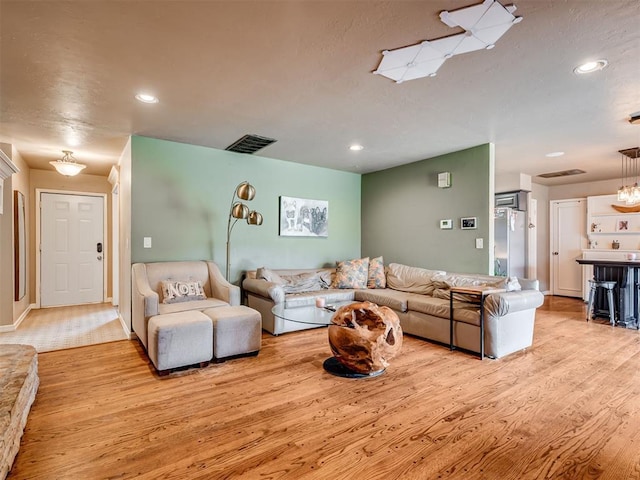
[607,288,616,325]
[586,285,596,321]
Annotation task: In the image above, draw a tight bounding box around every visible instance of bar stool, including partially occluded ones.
[586,279,616,325]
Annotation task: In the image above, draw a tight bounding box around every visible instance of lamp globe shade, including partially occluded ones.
[236,182,256,201]
[248,211,263,225]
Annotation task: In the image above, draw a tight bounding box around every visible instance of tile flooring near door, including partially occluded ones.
[0,303,127,353]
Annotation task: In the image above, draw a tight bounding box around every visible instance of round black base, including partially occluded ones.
[322,356,385,378]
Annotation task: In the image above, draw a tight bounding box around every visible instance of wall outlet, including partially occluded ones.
[475,238,483,249]
[143,237,152,248]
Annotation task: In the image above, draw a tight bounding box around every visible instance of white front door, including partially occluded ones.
[41,193,105,307]
[550,198,587,297]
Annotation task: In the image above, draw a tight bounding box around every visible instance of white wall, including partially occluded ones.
[531,183,549,292]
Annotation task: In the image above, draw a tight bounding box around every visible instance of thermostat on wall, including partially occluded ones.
[438,172,451,188]
[440,219,453,229]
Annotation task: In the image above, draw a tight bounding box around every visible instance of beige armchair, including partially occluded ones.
[131,261,240,349]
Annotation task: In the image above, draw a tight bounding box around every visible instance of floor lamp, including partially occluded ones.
[226,181,263,281]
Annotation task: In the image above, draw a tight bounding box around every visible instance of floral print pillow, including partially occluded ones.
[333,257,370,289]
[367,256,386,289]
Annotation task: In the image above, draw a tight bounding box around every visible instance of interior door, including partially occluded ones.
[551,198,586,297]
[41,193,104,307]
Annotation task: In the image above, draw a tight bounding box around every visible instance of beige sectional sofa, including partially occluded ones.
[243,263,544,359]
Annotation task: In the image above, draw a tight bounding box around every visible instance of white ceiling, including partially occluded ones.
[1,0,639,186]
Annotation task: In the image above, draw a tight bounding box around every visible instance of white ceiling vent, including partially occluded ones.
[225,134,277,154]
[537,169,586,179]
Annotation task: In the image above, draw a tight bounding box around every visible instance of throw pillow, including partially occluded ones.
[367,256,386,289]
[506,276,522,291]
[256,267,286,285]
[161,280,206,304]
[332,257,370,289]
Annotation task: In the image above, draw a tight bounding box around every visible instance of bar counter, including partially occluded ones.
[576,258,640,328]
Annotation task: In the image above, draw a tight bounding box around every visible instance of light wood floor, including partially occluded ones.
[8,296,640,479]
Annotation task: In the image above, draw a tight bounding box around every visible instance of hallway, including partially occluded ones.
[0,303,127,353]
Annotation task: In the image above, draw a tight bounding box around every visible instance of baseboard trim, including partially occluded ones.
[117,312,134,339]
[0,303,35,332]
[542,290,551,295]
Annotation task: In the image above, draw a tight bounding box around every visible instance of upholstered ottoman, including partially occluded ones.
[148,311,213,374]
[203,306,261,360]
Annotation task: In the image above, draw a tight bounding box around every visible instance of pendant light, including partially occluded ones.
[49,150,86,176]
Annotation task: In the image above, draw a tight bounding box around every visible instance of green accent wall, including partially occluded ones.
[361,144,493,274]
[131,136,361,283]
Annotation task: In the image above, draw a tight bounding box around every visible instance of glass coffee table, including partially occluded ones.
[271,300,355,328]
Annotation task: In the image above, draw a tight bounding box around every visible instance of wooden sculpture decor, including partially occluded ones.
[326,301,403,377]
[611,204,640,214]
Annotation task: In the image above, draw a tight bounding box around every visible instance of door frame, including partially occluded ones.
[527,198,537,280]
[549,197,587,297]
[35,189,108,308]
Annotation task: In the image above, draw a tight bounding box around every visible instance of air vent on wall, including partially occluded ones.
[225,134,277,154]
[537,169,586,179]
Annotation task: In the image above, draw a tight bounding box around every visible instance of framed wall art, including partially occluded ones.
[616,219,629,231]
[461,217,477,230]
[279,196,328,237]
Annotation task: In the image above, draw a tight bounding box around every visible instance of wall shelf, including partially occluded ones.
[587,194,640,250]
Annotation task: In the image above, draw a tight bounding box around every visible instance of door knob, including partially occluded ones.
[553,252,559,255]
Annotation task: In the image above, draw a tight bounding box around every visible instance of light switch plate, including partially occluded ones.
[475,238,483,249]
[143,237,152,248]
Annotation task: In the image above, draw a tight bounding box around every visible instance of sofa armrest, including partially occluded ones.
[484,290,544,318]
[131,263,159,349]
[132,263,159,317]
[242,278,285,304]
[207,262,240,306]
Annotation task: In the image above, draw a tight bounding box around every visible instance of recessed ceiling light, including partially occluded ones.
[135,93,159,104]
[349,144,364,151]
[573,59,608,75]
[545,151,565,158]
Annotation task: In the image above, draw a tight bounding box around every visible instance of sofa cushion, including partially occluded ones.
[385,263,445,295]
[354,288,408,312]
[332,257,369,289]
[161,280,206,304]
[407,295,480,326]
[367,256,386,289]
[158,298,229,315]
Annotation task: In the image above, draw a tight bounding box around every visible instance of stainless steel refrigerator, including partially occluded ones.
[494,207,526,277]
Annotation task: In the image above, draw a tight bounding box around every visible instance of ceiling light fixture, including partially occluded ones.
[374,0,522,83]
[573,59,608,75]
[49,150,86,176]
[135,93,159,104]
[617,147,640,205]
[349,144,364,151]
[545,151,565,158]
[630,114,640,125]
